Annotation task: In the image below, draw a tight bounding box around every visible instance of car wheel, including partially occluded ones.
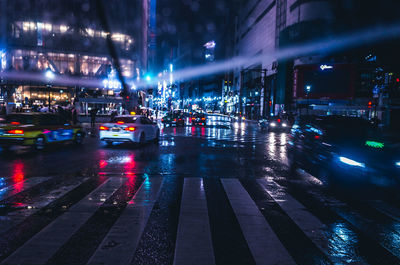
[139,133,146,145]
[74,132,83,145]
[34,136,46,151]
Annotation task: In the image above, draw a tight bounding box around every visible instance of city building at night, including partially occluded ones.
[232,0,400,127]
[0,0,148,115]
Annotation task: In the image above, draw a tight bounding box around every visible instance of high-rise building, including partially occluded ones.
[0,0,148,114]
[232,0,400,126]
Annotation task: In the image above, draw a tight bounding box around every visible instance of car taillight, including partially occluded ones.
[161,118,164,121]
[125,127,136,131]
[179,118,182,121]
[277,119,281,123]
[99,126,109,131]
[11,121,20,125]
[201,118,206,120]
[116,121,124,124]
[8,129,24,134]
[174,118,177,121]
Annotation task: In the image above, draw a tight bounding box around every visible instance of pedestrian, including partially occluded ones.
[90,108,97,128]
[110,110,117,122]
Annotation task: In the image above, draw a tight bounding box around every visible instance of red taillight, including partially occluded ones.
[8,129,24,134]
[125,127,136,131]
[161,118,164,122]
[179,118,182,121]
[116,121,124,124]
[174,118,177,121]
[277,119,281,123]
[11,121,20,125]
[99,126,109,131]
[314,135,321,140]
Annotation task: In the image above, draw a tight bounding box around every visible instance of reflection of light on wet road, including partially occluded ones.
[268,132,276,157]
[12,162,25,193]
[279,133,287,161]
[99,160,107,169]
[161,140,175,146]
[106,156,133,164]
[328,222,363,263]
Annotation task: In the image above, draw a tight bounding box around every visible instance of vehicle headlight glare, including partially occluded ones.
[396,161,400,167]
[282,123,287,127]
[339,156,365,168]
[270,122,276,127]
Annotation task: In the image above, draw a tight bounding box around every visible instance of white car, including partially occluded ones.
[99,115,160,145]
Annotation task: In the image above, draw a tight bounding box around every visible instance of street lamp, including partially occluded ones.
[305,85,311,115]
[45,69,55,80]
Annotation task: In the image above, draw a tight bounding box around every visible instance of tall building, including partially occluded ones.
[0,0,148,114]
[232,0,400,126]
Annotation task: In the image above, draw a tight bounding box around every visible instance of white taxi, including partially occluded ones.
[99,115,159,145]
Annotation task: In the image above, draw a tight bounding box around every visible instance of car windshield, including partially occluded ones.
[112,117,138,123]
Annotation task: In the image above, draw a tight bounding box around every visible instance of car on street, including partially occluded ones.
[287,115,400,187]
[267,117,290,131]
[191,113,207,126]
[99,115,160,145]
[161,113,185,127]
[0,113,85,150]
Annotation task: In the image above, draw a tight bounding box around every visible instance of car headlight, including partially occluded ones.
[339,156,365,168]
[396,161,400,167]
[282,123,287,127]
[270,122,276,127]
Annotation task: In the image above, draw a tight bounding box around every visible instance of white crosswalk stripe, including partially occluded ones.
[1,177,125,265]
[2,176,400,264]
[0,178,89,234]
[0,177,50,202]
[222,179,295,265]
[257,178,337,263]
[87,177,163,265]
[174,178,215,265]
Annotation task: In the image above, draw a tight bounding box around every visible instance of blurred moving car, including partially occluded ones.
[287,115,400,187]
[191,113,206,126]
[161,113,185,127]
[0,113,84,150]
[100,115,159,145]
[267,117,290,131]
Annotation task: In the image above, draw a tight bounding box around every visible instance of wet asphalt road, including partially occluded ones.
[0,116,400,264]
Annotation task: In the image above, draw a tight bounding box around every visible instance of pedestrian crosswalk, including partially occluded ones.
[1,175,400,265]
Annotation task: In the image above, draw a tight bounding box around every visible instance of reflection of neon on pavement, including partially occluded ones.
[99,160,107,169]
[12,162,25,193]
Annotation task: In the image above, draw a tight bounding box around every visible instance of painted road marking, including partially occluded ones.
[1,177,125,265]
[222,179,295,265]
[257,178,335,263]
[174,178,215,265]
[87,177,163,265]
[0,178,89,234]
[0,177,50,202]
